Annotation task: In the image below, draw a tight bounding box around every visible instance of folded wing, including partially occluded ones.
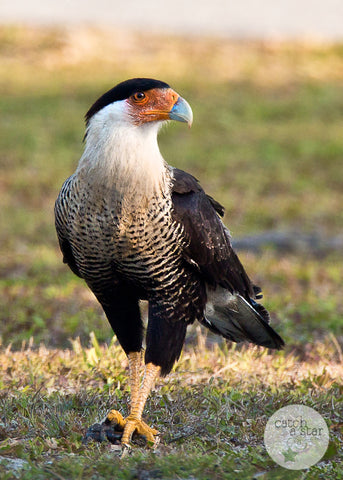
[171,167,284,349]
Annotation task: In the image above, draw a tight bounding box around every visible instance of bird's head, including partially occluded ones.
[85,78,193,131]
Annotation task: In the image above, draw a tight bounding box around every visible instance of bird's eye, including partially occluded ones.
[132,92,147,103]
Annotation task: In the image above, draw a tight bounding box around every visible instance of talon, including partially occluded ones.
[105,410,159,447]
[107,409,126,430]
[121,416,159,447]
[120,444,132,458]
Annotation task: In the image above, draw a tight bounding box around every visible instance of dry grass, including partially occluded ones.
[1,25,343,91]
[2,332,342,398]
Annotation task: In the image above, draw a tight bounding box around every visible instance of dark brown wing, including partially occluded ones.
[171,167,284,350]
[171,167,255,300]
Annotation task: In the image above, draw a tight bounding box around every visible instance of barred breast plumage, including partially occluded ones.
[55,170,204,327]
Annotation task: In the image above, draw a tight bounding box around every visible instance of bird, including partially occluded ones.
[55,77,284,448]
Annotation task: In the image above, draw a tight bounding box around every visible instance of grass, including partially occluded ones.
[0,25,342,478]
[1,336,342,479]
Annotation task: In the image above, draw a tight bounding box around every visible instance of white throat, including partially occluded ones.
[77,101,170,201]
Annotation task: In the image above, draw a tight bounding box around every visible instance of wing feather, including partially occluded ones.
[171,167,284,349]
[171,167,255,300]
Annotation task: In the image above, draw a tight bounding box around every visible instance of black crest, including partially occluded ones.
[85,78,170,125]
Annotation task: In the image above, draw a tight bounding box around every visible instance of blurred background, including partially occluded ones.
[0,1,342,351]
[0,3,342,477]
[2,0,343,39]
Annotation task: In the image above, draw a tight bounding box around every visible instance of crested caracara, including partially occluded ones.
[55,78,284,448]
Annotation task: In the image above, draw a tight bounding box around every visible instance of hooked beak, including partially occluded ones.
[169,96,193,127]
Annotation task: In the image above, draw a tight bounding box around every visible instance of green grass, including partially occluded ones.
[0,25,342,478]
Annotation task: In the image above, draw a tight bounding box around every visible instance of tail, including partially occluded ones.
[203,287,284,350]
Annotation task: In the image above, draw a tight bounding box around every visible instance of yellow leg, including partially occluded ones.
[107,352,161,447]
[107,351,141,429]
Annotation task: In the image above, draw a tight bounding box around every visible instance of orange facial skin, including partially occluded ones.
[127,88,179,125]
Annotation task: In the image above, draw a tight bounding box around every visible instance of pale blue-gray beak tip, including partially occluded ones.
[169,96,193,127]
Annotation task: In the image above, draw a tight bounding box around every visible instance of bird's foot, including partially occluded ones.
[83,409,159,448]
[107,409,159,447]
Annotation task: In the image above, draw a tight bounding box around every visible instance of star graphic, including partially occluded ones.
[282,447,299,463]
